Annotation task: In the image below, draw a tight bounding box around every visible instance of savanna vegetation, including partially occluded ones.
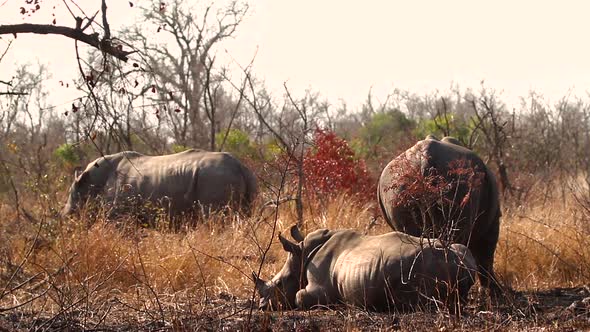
[1,0,590,330]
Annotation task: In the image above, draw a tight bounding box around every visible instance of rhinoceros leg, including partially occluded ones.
[470,218,502,294]
[295,286,334,309]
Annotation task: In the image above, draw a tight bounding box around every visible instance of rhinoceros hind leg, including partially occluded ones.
[471,243,504,297]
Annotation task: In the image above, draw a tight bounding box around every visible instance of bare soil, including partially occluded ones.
[1,287,589,331]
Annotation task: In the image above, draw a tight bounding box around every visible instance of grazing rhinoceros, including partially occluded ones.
[377,136,501,291]
[253,225,477,312]
[61,149,257,218]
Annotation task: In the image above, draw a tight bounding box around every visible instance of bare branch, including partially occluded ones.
[0,91,27,96]
[0,24,133,61]
[0,39,12,63]
[101,0,111,40]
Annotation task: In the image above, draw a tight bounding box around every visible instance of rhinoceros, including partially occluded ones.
[377,136,501,291]
[253,225,477,312]
[61,149,257,218]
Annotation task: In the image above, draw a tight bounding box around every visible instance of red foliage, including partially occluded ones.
[447,159,485,208]
[303,129,375,202]
[383,154,448,210]
[385,155,485,211]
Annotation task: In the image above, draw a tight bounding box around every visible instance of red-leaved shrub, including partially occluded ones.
[303,129,375,203]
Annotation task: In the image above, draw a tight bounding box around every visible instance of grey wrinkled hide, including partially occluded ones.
[377,136,501,290]
[254,227,477,312]
[61,149,257,217]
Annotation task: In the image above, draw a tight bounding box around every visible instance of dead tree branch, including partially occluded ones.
[0,23,133,61]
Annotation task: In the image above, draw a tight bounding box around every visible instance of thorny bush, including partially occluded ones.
[385,156,485,211]
[383,153,486,242]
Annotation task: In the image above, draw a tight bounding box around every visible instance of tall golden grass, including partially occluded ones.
[496,192,590,290]
[1,188,589,316]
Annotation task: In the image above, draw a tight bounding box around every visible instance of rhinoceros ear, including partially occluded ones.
[74,167,83,179]
[279,233,301,255]
[425,134,439,141]
[289,225,304,242]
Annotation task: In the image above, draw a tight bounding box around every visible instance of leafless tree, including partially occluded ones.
[124,0,248,149]
[0,63,67,211]
[467,87,515,196]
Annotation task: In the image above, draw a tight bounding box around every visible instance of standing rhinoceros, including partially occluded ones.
[377,136,501,291]
[61,149,257,218]
[253,225,477,312]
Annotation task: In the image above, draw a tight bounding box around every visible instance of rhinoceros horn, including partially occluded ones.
[289,225,304,242]
[252,271,266,288]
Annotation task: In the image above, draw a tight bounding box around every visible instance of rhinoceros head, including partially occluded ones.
[61,167,89,216]
[61,159,111,216]
[253,225,305,311]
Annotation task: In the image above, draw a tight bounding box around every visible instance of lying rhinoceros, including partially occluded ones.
[61,149,257,218]
[253,225,477,312]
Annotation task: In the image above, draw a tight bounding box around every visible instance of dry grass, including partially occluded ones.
[496,195,590,290]
[1,188,590,330]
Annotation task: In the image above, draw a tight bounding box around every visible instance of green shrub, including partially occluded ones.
[54,143,79,166]
[171,144,191,153]
[356,110,415,158]
[414,114,476,145]
[216,128,256,158]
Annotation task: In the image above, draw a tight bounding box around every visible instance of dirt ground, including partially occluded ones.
[1,286,589,331]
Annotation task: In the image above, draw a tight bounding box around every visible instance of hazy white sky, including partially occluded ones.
[2,0,590,109]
